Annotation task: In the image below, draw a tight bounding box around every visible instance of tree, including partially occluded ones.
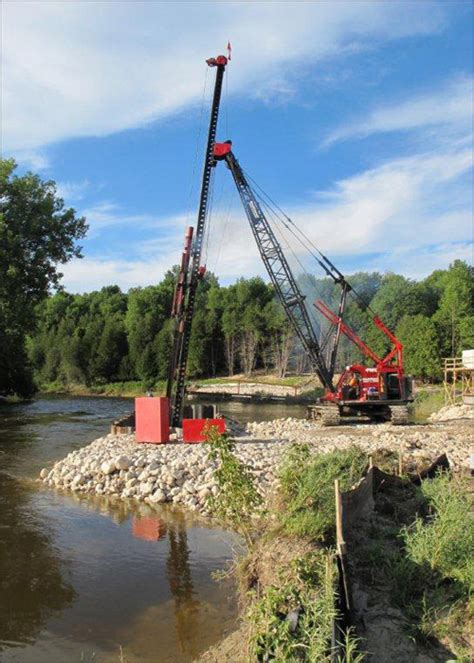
[433,261,473,357]
[263,300,293,377]
[0,159,87,397]
[396,314,440,381]
[365,273,434,357]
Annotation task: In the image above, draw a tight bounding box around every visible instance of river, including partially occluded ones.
[1,396,299,663]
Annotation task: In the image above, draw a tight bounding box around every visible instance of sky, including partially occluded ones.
[3,1,473,293]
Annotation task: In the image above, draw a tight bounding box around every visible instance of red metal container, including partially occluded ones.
[182,418,226,443]
[135,397,170,444]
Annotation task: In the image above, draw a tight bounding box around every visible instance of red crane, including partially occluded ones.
[212,141,413,425]
[165,55,412,429]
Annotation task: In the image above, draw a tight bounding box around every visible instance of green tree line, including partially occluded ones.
[28,260,473,389]
[2,158,472,398]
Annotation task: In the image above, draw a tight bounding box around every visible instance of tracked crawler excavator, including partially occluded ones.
[166,54,413,429]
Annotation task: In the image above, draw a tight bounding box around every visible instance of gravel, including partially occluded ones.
[428,403,474,422]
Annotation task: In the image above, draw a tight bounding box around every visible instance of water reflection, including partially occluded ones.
[167,524,200,656]
[0,397,241,662]
[0,473,75,650]
[132,514,167,542]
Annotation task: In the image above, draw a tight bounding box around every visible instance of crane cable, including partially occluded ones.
[251,188,355,352]
[242,169,375,315]
[254,192,324,340]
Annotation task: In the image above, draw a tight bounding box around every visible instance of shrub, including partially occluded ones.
[206,426,263,542]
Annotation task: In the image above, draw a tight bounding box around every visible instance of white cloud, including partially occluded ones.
[60,254,181,293]
[56,179,92,202]
[2,1,445,153]
[78,202,188,238]
[14,149,51,171]
[323,75,473,146]
[61,143,472,291]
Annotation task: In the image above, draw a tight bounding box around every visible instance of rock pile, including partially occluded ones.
[429,403,473,422]
[39,416,473,514]
[39,434,286,515]
[246,417,472,470]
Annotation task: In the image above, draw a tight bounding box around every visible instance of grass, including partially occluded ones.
[203,438,369,662]
[277,444,368,541]
[37,373,320,399]
[402,472,474,595]
[248,549,337,662]
[352,468,473,658]
[39,380,166,398]
[413,385,444,420]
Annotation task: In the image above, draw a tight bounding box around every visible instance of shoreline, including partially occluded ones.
[38,416,473,513]
[37,413,473,662]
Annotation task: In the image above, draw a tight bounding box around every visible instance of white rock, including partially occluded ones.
[150,489,166,503]
[101,460,116,475]
[140,482,154,497]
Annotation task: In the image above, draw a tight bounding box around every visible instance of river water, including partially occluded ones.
[1,396,300,663]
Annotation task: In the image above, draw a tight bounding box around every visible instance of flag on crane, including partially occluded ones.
[227,41,232,61]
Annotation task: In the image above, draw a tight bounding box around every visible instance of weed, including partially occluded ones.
[205,426,263,543]
[403,472,474,594]
[248,550,337,662]
[337,627,366,663]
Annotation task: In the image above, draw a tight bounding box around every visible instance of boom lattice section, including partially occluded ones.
[224,151,334,392]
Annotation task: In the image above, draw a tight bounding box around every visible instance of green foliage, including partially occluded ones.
[278,445,367,541]
[357,470,473,656]
[249,550,337,662]
[0,159,87,398]
[396,314,440,381]
[205,426,263,541]
[402,472,474,594]
[433,260,474,357]
[22,234,473,392]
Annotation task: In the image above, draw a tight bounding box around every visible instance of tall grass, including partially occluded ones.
[248,550,337,662]
[402,472,474,594]
[278,444,367,541]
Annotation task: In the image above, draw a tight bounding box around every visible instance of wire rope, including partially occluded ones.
[241,168,374,313]
[254,192,323,340]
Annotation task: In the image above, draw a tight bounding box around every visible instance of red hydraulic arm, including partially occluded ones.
[373,315,403,368]
[315,299,383,365]
[314,299,403,369]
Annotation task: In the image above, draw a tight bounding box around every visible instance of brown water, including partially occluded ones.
[0,396,245,663]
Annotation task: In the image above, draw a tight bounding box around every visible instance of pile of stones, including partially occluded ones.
[39,434,285,515]
[429,403,473,422]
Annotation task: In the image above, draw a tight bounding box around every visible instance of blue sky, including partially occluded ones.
[3,1,473,293]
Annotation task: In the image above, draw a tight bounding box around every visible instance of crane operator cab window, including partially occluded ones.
[347,372,361,400]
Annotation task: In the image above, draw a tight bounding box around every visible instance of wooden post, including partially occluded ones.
[334,479,346,556]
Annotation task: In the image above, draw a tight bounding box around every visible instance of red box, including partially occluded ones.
[135,397,169,444]
[182,418,226,443]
